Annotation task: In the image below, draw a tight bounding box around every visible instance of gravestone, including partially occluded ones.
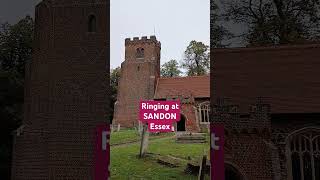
[139,124,149,157]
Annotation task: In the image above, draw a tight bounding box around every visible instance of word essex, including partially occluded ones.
[149,123,171,130]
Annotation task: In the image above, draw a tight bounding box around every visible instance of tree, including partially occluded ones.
[0,16,34,179]
[0,16,34,77]
[222,0,320,46]
[160,59,182,77]
[109,67,121,122]
[110,67,121,95]
[181,41,210,76]
[211,1,233,48]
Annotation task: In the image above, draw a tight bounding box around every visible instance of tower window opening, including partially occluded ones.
[136,48,144,58]
[88,15,96,32]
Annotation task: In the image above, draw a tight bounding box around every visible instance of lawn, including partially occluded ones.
[148,137,209,161]
[110,131,210,180]
[110,129,140,145]
[110,129,174,145]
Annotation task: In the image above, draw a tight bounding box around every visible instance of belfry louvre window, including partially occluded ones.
[136,48,144,58]
[287,129,320,180]
[88,15,96,32]
[197,102,210,124]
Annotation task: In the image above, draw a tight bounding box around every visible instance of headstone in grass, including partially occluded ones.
[138,121,143,135]
[139,123,149,157]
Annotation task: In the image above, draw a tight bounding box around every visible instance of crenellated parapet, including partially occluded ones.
[125,36,161,46]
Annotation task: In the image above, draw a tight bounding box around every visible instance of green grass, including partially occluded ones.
[110,129,140,145]
[110,132,210,180]
[110,129,175,146]
[148,137,209,161]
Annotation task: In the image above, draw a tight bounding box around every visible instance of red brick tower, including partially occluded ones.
[113,36,161,128]
[11,0,109,179]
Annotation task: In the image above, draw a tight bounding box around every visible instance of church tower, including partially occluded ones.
[11,0,109,179]
[113,36,161,127]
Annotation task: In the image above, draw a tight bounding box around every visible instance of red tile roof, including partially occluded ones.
[212,44,320,113]
[154,75,210,99]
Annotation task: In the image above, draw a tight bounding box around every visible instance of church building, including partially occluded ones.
[113,37,320,179]
[112,36,210,132]
[213,44,320,180]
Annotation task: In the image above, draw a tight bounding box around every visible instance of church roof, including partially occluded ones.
[154,75,210,99]
[212,44,320,113]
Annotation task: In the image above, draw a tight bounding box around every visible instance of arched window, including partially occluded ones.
[136,48,144,58]
[286,128,320,180]
[88,15,96,32]
[197,101,210,124]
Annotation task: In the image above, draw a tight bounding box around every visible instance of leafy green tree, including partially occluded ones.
[160,59,182,77]
[222,0,320,46]
[110,67,121,94]
[109,67,121,122]
[181,41,210,76]
[0,16,34,77]
[0,16,33,179]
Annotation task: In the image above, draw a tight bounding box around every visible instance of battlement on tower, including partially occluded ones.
[125,36,161,46]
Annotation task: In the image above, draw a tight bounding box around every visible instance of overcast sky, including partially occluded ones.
[0,0,41,23]
[111,0,210,69]
[1,0,210,69]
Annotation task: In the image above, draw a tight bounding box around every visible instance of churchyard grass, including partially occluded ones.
[110,129,175,145]
[110,129,140,145]
[110,130,209,179]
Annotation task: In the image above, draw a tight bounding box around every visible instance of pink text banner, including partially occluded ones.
[94,124,110,180]
[139,100,180,132]
[210,123,224,180]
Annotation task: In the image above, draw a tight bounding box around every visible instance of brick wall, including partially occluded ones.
[181,103,200,132]
[211,99,274,179]
[113,36,161,128]
[11,1,109,179]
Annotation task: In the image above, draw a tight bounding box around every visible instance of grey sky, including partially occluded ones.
[0,0,41,24]
[215,0,246,47]
[1,0,210,69]
[111,0,210,69]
